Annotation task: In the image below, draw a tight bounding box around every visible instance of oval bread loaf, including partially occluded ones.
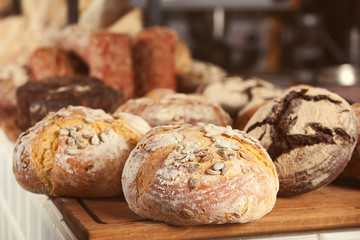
[244,86,359,196]
[114,88,232,127]
[13,106,151,197]
[122,124,279,225]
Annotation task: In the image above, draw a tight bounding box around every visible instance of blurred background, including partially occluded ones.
[136,0,360,88]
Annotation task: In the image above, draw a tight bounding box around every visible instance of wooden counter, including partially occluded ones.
[52,177,360,240]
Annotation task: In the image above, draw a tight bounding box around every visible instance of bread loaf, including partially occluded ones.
[122,124,278,225]
[13,106,151,197]
[198,77,282,118]
[88,32,134,100]
[132,27,178,96]
[244,86,359,196]
[114,88,232,127]
[16,76,124,130]
[29,47,75,81]
[177,60,226,93]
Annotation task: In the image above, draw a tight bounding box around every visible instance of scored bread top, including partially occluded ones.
[13,105,151,197]
[115,88,232,127]
[122,123,278,225]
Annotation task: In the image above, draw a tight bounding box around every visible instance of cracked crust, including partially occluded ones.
[13,106,151,197]
[122,124,278,225]
[244,86,359,196]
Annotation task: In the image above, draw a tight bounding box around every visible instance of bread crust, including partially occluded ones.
[13,106,151,197]
[343,103,360,179]
[244,86,359,196]
[114,89,232,127]
[122,124,278,225]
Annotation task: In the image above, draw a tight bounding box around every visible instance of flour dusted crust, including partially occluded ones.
[13,106,151,197]
[198,77,282,118]
[244,86,359,196]
[114,89,232,127]
[122,124,279,225]
[343,103,360,179]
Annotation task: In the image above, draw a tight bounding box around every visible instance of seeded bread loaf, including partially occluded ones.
[114,88,232,127]
[244,86,359,196]
[122,124,279,225]
[343,102,360,179]
[16,76,124,130]
[13,106,151,197]
[198,77,282,119]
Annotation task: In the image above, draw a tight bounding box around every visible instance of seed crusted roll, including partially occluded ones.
[114,88,232,127]
[244,86,359,196]
[122,124,279,225]
[343,103,360,179]
[13,106,151,197]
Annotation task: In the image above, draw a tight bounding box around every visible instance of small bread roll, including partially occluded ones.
[244,86,359,196]
[122,124,279,225]
[343,103,360,179]
[13,106,151,197]
[198,77,282,119]
[114,89,232,127]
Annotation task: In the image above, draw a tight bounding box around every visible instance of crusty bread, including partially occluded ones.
[198,77,282,119]
[114,88,232,127]
[13,106,151,197]
[343,102,360,179]
[177,60,226,93]
[122,124,279,225]
[244,86,359,196]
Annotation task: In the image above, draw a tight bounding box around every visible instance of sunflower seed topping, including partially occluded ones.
[69,130,78,138]
[188,178,199,190]
[59,129,69,136]
[200,155,211,162]
[76,124,83,130]
[186,164,199,173]
[206,169,221,175]
[221,166,229,175]
[90,134,100,145]
[100,132,108,143]
[82,131,93,139]
[67,137,75,146]
[65,149,79,156]
[241,165,250,174]
[213,162,225,171]
[239,152,252,161]
[84,117,94,123]
[76,138,87,149]
[227,152,237,160]
[182,209,195,218]
[105,118,113,123]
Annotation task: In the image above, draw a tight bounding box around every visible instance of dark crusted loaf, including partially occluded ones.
[244,86,359,197]
[16,76,124,130]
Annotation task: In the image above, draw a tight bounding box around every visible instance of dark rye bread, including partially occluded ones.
[244,86,359,197]
[16,76,124,130]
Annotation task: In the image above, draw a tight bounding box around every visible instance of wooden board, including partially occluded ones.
[52,176,360,240]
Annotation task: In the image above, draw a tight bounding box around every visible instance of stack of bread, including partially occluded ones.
[0,0,359,228]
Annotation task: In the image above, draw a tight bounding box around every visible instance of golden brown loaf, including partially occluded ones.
[122,124,279,225]
[114,88,232,127]
[13,106,151,197]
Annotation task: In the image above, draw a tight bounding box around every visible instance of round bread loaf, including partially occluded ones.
[114,89,232,127]
[198,77,282,118]
[177,60,227,93]
[244,86,359,196]
[13,106,151,197]
[122,124,279,225]
[343,103,360,179]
